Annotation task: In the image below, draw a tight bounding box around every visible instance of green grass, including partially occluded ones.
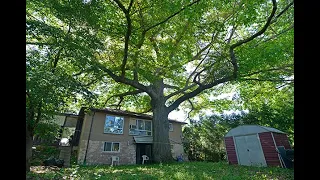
[27,161,294,180]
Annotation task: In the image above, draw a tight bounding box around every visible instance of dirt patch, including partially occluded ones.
[30,166,61,174]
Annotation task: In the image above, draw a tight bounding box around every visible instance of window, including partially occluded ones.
[129,119,152,136]
[103,142,120,152]
[169,123,173,131]
[104,115,124,134]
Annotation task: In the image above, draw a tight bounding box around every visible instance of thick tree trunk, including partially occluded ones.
[149,79,174,163]
[152,102,174,163]
[26,127,33,172]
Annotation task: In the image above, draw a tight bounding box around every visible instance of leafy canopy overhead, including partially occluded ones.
[27,0,293,114]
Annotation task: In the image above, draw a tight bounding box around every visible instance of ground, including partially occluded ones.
[27,161,293,180]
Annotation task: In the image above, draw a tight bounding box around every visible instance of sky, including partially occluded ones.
[168,92,248,123]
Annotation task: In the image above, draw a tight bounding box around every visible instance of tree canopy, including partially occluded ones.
[26,0,294,165]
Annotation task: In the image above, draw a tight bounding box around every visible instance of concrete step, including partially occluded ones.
[59,146,72,167]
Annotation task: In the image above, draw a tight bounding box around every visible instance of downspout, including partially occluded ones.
[83,111,96,165]
[58,115,67,145]
[61,115,67,137]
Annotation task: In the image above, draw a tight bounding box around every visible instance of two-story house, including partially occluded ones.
[73,107,188,165]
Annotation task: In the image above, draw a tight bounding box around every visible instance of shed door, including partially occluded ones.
[234,136,250,166]
[235,134,267,167]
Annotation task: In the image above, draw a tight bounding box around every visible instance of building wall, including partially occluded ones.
[77,111,186,165]
[224,136,238,165]
[258,132,281,167]
[169,122,188,160]
[273,133,291,149]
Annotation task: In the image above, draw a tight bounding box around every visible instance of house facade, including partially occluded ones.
[74,108,188,165]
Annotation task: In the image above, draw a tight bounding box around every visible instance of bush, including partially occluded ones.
[31,145,60,166]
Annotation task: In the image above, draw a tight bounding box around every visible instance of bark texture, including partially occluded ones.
[26,127,33,172]
[152,101,173,163]
[151,79,174,163]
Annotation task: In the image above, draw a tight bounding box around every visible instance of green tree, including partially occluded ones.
[27,0,294,164]
[239,81,294,143]
[26,0,103,170]
[183,113,244,162]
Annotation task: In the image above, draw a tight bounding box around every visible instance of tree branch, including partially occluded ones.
[241,64,293,77]
[26,42,54,46]
[80,74,107,87]
[271,1,294,24]
[168,76,233,112]
[133,3,147,81]
[113,0,133,78]
[229,0,277,79]
[165,84,197,100]
[31,101,42,133]
[104,89,144,106]
[242,78,294,82]
[184,32,219,87]
[231,0,277,49]
[276,82,293,89]
[52,18,72,74]
[144,0,201,32]
[226,25,237,44]
[51,47,63,73]
[185,99,194,121]
[253,23,294,47]
[164,84,180,90]
[95,61,153,96]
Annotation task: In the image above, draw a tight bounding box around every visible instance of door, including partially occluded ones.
[136,144,152,164]
[234,136,250,166]
[234,134,267,167]
[246,134,267,166]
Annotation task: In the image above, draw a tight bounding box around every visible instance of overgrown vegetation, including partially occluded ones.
[31,145,60,166]
[34,121,62,144]
[183,98,294,162]
[183,113,242,162]
[26,161,293,180]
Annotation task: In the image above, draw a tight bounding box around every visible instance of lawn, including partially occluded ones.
[26,161,294,180]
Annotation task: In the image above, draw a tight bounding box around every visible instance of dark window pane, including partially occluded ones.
[104,142,112,151]
[145,121,152,131]
[112,143,120,151]
[169,123,173,131]
[137,120,145,130]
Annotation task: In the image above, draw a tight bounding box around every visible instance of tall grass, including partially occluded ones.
[27,161,293,180]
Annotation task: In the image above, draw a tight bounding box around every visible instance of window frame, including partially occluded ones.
[103,142,120,152]
[129,119,152,136]
[104,115,124,134]
[169,123,173,132]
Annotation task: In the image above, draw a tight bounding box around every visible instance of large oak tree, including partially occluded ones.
[27,0,294,165]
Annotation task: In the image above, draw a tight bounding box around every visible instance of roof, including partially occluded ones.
[225,125,285,137]
[133,136,153,144]
[88,107,187,124]
[133,136,181,144]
